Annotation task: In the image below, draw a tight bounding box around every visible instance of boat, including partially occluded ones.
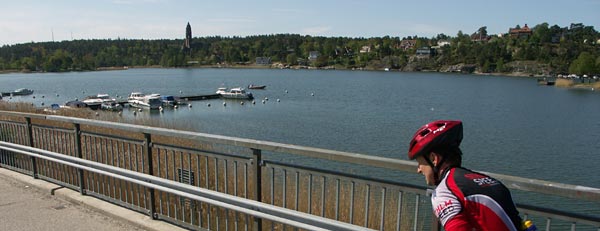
[127,92,162,109]
[216,87,254,99]
[100,102,123,111]
[65,100,87,108]
[160,95,177,106]
[248,84,266,89]
[11,88,34,96]
[537,77,556,86]
[82,94,116,110]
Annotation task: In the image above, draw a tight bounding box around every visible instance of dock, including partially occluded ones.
[177,94,221,101]
[115,94,221,105]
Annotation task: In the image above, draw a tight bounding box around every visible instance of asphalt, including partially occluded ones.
[0,167,186,231]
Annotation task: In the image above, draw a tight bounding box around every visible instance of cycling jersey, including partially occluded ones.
[431,167,523,231]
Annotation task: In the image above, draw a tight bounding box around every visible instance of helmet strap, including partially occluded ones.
[424,153,447,185]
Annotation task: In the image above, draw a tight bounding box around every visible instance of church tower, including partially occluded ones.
[182,22,192,56]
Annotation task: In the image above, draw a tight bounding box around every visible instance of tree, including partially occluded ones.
[286,53,298,65]
[477,26,488,38]
[569,52,596,75]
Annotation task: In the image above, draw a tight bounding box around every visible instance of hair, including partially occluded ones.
[432,145,463,168]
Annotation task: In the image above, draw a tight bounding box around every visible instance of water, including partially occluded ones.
[1,68,599,216]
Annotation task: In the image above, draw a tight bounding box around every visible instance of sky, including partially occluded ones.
[1,0,599,46]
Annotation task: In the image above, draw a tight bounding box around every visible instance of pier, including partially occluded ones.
[115,93,222,106]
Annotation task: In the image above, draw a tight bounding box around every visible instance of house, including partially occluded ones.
[400,39,417,51]
[416,47,435,57]
[509,24,532,39]
[437,40,451,47]
[471,32,490,42]
[359,46,371,53]
[255,57,271,65]
[308,51,320,62]
[570,23,584,30]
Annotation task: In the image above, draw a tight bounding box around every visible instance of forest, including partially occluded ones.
[0,23,598,76]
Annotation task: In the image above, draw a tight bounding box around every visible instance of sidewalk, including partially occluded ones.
[0,168,185,231]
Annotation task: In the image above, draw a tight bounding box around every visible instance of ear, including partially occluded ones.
[429,152,440,166]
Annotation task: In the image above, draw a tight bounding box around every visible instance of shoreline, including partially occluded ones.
[0,65,543,77]
[2,65,597,89]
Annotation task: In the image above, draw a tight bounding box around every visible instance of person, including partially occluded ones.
[407,120,526,231]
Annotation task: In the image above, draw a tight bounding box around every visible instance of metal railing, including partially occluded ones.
[0,110,598,231]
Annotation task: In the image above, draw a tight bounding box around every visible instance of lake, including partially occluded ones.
[1,68,599,215]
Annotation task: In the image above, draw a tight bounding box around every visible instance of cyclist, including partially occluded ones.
[408,120,524,231]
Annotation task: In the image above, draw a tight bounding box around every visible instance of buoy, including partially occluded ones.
[75,98,78,101]
[262,100,265,104]
[138,108,143,112]
[42,95,45,98]
[33,96,36,99]
[207,103,211,107]
[240,101,244,105]
[252,100,256,104]
[118,111,122,116]
[311,93,314,96]
[277,99,280,102]
[95,112,99,116]
[264,97,268,101]
[285,90,288,93]
[159,107,164,112]
[133,111,137,116]
[179,90,183,94]
[41,102,44,106]
[188,104,192,108]
[56,94,59,97]
[223,102,227,107]
[430,107,435,111]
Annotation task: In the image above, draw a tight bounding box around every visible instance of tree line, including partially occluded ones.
[1,22,598,75]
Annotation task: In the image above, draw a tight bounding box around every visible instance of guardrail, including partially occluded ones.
[0,110,598,231]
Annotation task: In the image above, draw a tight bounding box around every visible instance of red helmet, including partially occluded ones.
[408,120,463,160]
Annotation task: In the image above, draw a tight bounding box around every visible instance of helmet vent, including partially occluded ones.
[419,129,430,137]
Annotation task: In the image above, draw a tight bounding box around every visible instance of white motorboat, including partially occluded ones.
[216,87,254,99]
[128,92,162,109]
[83,93,116,110]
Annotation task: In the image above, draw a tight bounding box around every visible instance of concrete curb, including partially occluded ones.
[0,168,186,231]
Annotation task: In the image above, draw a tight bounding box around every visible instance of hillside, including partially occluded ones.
[1,23,598,76]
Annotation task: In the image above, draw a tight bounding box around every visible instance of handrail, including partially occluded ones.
[2,111,597,202]
[0,141,374,231]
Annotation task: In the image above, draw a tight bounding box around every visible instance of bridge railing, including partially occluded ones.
[0,111,598,231]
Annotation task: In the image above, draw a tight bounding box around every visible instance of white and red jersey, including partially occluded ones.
[431,167,523,231]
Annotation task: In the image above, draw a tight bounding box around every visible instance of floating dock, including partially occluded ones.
[115,94,221,105]
[177,94,221,101]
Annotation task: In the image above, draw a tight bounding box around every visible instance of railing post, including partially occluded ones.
[431,216,441,231]
[427,189,441,231]
[74,123,86,195]
[25,117,38,179]
[251,148,262,231]
[144,133,157,219]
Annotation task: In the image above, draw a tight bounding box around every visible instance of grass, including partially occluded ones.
[555,78,600,90]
